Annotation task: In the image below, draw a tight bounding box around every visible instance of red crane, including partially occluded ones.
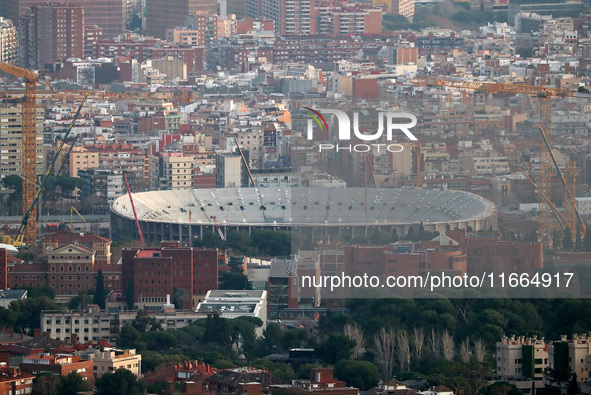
[210,216,226,242]
[124,173,145,246]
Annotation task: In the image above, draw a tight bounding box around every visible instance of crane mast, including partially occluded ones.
[413,77,588,248]
[0,62,198,247]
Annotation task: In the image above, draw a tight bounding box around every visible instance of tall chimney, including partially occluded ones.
[166,294,170,305]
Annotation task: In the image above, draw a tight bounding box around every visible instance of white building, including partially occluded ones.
[78,348,142,378]
[496,335,548,381]
[196,290,267,336]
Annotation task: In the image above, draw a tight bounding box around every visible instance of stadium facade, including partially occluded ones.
[110,187,497,243]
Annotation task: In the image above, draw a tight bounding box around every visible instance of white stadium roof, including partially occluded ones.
[111,187,496,227]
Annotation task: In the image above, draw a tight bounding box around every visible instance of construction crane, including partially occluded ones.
[0,62,198,246]
[2,91,87,247]
[210,216,227,242]
[0,90,194,104]
[234,138,257,188]
[537,126,586,241]
[0,63,39,246]
[124,173,145,247]
[70,206,87,233]
[413,77,590,247]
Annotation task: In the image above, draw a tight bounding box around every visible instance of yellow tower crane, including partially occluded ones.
[413,77,590,247]
[0,62,197,247]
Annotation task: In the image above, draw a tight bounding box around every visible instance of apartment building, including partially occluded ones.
[4,234,120,299]
[0,17,17,64]
[196,290,268,336]
[20,354,94,384]
[79,348,142,378]
[462,152,510,175]
[19,4,84,69]
[496,335,549,381]
[41,307,116,344]
[0,365,33,395]
[463,233,543,276]
[548,334,591,383]
[145,0,217,39]
[165,27,201,46]
[121,241,219,309]
[96,36,205,73]
[422,143,450,173]
[153,152,194,190]
[215,153,249,188]
[372,0,414,18]
[313,5,382,35]
[0,105,44,182]
[67,146,99,178]
[9,0,126,39]
[78,169,124,214]
[263,0,312,36]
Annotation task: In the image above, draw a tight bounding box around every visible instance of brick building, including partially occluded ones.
[272,367,359,395]
[19,3,85,69]
[20,354,94,385]
[96,35,205,72]
[462,233,543,276]
[0,365,34,395]
[343,243,467,278]
[121,241,219,309]
[9,0,126,39]
[3,234,121,298]
[145,0,217,39]
[312,5,382,35]
[206,367,283,394]
[0,329,32,364]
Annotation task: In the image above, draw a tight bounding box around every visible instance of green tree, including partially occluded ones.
[568,373,580,395]
[95,368,145,395]
[55,176,82,196]
[545,367,573,391]
[172,288,190,310]
[145,381,167,395]
[131,310,160,332]
[68,290,90,311]
[219,271,251,290]
[418,222,426,240]
[334,360,379,390]
[143,330,178,353]
[93,269,106,309]
[204,314,231,345]
[368,230,392,244]
[9,297,63,332]
[117,325,144,350]
[252,358,296,382]
[56,371,92,395]
[316,334,355,364]
[219,257,251,290]
[480,381,522,395]
[2,174,22,193]
[21,286,56,300]
[407,227,417,242]
[32,372,60,395]
[193,232,224,249]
